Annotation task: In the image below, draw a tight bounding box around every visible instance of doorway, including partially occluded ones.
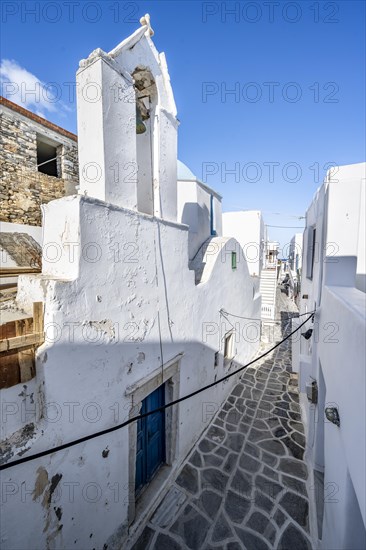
[135,384,166,495]
[127,356,181,525]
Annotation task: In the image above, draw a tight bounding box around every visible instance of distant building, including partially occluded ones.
[289,233,303,272]
[222,212,281,320]
[293,162,366,549]
[0,96,79,228]
[0,98,79,278]
[286,233,303,304]
[222,210,265,277]
[265,239,279,269]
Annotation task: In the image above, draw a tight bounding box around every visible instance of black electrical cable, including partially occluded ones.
[0,312,313,472]
[220,309,315,323]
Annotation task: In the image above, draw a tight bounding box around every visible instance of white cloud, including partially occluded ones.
[0,59,72,118]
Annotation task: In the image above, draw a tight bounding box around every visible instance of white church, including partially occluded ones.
[0,18,263,550]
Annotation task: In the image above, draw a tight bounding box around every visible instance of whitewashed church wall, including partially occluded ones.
[1,193,260,550]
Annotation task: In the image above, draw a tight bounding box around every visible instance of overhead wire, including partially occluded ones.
[265,225,305,229]
[0,312,314,472]
[220,308,315,323]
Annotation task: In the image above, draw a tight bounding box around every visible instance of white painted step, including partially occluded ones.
[259,269,277,320]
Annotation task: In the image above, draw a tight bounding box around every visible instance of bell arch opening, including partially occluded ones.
[132,66,157,216]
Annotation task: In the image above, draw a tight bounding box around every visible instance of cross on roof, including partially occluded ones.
[140,13,154,37]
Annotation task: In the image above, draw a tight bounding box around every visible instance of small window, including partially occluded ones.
[210,194,217,236]
[306,227,316,280]
[214,351,219,367]
[231,252,237,270]
[224,332,234,360]
[36,135,59,177]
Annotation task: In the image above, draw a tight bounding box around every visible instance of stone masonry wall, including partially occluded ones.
[0,108,79,226]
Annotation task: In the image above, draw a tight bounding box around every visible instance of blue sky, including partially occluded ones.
[1,1,365,251]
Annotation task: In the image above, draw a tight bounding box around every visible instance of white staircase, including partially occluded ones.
[260,268,277,320]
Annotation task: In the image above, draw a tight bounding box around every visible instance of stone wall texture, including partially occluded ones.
[0,107,79,226]
[0,232,42,268]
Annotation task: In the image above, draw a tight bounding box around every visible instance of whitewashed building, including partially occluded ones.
[289,233,303,273]
[293,162,366,549]
[177,160,222,261]
[0,21,261,550]
[222,210,265,278]
[222,212,280,321]
[265,240,279,269]
[286,232,303,304]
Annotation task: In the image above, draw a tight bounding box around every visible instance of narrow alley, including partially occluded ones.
[129,291,312,550]
[2,12,365,550]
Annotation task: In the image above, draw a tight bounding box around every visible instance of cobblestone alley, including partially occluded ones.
[128,291,313,550]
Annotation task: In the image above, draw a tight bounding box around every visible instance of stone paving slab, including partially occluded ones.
[128,293,313,550]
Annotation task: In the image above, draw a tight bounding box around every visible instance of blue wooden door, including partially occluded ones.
[135,385,165,494]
